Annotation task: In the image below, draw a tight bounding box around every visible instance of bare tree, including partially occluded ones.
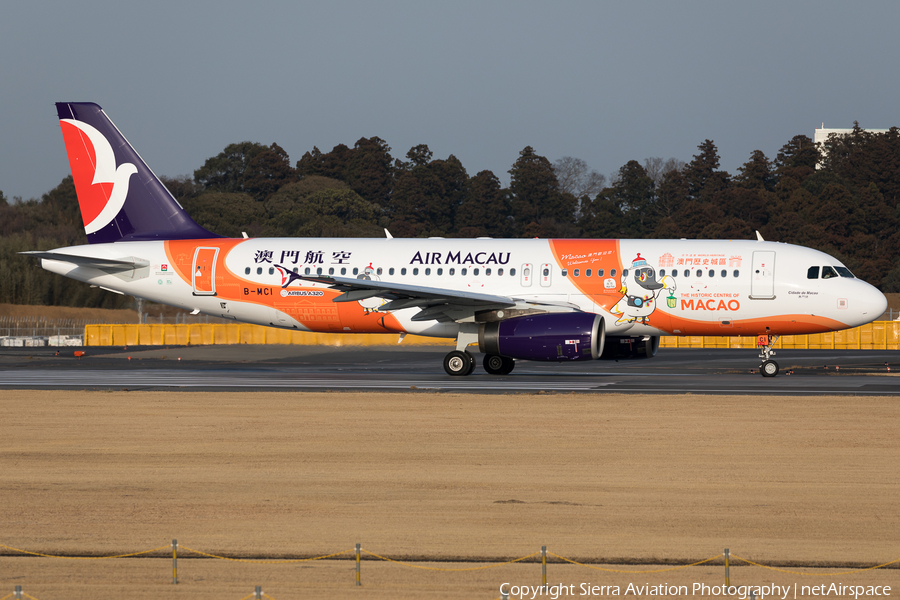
[643,157,686,188]
[552,156,606,199]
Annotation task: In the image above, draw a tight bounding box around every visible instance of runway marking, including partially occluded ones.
[1,369,898,394]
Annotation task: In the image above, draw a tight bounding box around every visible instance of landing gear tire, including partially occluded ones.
[483,354,515,375]
[760,360,779,378]
[444,350,475,376]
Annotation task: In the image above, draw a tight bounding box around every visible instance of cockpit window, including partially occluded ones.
[834,266,855,278]
[821,266,838,279]
[807,266,819,279]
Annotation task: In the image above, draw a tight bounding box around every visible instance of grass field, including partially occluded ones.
[1,390,898,599]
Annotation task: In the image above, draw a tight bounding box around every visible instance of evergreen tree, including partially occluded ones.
[508,146,575,236]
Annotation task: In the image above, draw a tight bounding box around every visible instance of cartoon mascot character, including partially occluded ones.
[612,253,676,326]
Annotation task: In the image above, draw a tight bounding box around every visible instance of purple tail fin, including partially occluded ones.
[56,102,222,244]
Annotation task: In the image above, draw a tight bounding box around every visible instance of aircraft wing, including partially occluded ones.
[19,251,150,271]
[297,274,530,322]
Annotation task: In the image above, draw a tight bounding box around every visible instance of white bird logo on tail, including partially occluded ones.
[60,119,137,234]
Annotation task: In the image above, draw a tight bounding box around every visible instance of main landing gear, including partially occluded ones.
[443,350,476,376]
[442,323,515,376]
[758,334,780,377]
[483,354,515,375]
[442,351,515,376]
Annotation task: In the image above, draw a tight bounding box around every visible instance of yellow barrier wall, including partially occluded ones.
[85,323,456,347]
[657,321,900,350]
[85,322,900,349]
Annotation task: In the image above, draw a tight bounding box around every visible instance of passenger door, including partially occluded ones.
[750,251,775,299]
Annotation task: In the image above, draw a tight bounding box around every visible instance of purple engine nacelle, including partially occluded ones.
[478,313,605,361]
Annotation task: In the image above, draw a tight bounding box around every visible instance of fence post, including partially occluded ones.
[356,543,361,586]
[14,585,22,600]
[255,585,262,599]
[724,548,730,587]
[172,539,178,584]
[542,545,547,591]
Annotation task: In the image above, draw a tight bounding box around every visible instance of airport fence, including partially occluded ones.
[1,541,897,599]
[81,321,900,349]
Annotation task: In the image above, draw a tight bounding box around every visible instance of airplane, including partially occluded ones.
[23,102,888,377]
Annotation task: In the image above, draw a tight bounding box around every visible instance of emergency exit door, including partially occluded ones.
[750,251,775,299]
[192,247,219,296]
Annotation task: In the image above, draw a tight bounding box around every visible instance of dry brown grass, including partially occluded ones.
[1,390,898,598]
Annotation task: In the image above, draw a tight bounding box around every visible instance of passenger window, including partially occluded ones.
[473,268,479,276]
[353,267,359,275]
[822,266,838,279]
[610,269,616,277]
[462,268,467,276]
[543,268,550,276]
[244,267,251,275]
[293,268,298,273]
[449,268,455,275]
[377,267,383,275]
[425,268,431,275]
[486,268,491,276]
[329,267,334,275]
[401,268,407,275]
[304,267,310,275]
[573,269,580,277]
[437,268,443,276]
[670,269,677,277]
[807,266,820,279]
[562,269,568,277]
[708,270,715,278]
[721,269,727,277]
[696,269,702,277]
[586,269,592,277]
[413,268,419,276]
[684,269,690,277]
[622,269,629,277]
[269,267,275,275]
[659,269,665,277]
[257,267,263,275]
[498,268,504,276]
[315,267,322,275]
[598,269,605,277]
[510,268,516,276]
[733,270,739,277]
[389,267,395,276]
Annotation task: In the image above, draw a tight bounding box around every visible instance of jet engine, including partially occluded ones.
[478,312,605,361]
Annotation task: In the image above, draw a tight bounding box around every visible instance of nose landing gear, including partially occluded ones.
[758,334,780,377]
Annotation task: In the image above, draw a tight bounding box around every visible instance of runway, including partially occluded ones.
[1,345,899,394]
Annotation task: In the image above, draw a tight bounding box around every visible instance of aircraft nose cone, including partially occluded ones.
[854,282,887,324]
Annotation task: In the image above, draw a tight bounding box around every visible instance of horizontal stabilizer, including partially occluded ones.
[19,251,150,271]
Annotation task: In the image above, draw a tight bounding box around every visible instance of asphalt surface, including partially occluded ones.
[1,344,899,394]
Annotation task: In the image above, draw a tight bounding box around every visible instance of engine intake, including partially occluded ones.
[478,313,605,361]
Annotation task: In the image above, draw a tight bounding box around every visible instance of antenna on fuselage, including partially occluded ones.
[755,231,765,242]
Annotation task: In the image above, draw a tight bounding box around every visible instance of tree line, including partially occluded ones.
[2,122,899,308]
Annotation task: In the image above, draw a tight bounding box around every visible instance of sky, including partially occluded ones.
[1,0,898,202]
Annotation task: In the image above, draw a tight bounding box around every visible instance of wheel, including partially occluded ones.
[444,350,475,376]
[760,360,779,377]
[483,354,515,375]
